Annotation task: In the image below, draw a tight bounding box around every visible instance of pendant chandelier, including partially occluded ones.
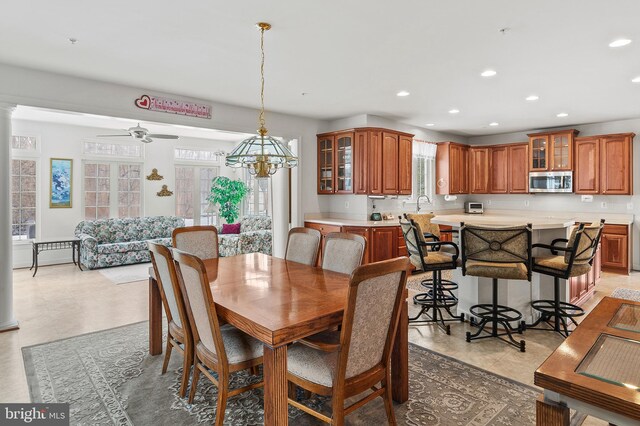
[225,22,298,178]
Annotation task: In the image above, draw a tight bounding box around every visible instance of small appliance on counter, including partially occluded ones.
[465,202,484,214]
[370,212,382,221]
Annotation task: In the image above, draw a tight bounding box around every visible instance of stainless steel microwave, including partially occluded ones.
[529,171,573,193]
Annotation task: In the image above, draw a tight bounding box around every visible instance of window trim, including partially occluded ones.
[11,156,40,243]
[174,164,220,226]
[174,146,223,166]
[11,134,41,158]
[81,138,145,161]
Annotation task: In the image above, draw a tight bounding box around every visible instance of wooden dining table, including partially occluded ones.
[148,252,409,425]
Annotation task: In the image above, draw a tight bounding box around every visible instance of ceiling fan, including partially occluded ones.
[97,123,179,144]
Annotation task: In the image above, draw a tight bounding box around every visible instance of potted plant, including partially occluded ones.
[208,177,249,224]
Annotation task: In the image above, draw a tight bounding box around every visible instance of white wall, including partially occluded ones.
[467,118,640,269]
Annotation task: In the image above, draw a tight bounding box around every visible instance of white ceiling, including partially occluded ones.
[3,1,640,136]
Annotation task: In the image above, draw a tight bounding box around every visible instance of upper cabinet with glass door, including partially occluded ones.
[528,129,578,171]
[317,135,335,193]
[334,132,353,193]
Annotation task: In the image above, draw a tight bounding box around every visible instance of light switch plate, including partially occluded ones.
[581,195,593,202]
[600,201,607,209]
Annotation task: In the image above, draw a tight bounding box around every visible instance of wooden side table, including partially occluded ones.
[31,237,82,277]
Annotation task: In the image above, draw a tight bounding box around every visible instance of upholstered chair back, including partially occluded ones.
[405,213,440,238]
[285,227,321,266]
[172,226,219,260]
[173,250,224,361]
[399,219,427,271]
[321,233,366,275]
[565,221,604,265]
[148,242,184,328]
[339,258,409,381]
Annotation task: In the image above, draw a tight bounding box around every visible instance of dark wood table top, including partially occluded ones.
[535,296,640,421]
[202,253,350,347]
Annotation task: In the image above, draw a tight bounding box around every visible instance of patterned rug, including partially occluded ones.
[23,322,538,425]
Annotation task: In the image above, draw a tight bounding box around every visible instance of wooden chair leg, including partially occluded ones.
[215,376,229,426]
[288,382,297,401]
[188,366,200,404]
[161,338,173,374]
[331,394,345,426]
[179,346,192,398]
[382,375,397,425]
[250,365,260,375]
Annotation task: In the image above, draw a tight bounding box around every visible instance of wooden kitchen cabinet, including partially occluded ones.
[382,132,399,194]
[528,129,577,171]
[508,143,529,193]
[574,137,600,194]
[569,243,602,306]
[469,147,490,194]
[489,145,508,194]
[303,221,341,266]
[436,142,469,195]
[342,226,371,264]
[601,224,629,273]
[398,135,413,195]
[575,133,634,195]
[600,133,634,195]
[318,128,412,195]
[370,227,398,262]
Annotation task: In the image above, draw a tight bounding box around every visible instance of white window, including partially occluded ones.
[83,161,143,220]
[11,159,37,240]
[175,166,219,226]
[412,141,437,200]
[174,147,221,162]
[12,136,37,151]
[83,141,142,158]
[244,170,269,216]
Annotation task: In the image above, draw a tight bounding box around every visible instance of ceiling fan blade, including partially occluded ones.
[141,137,153,144]
[96,134,133,137]
[146,134,179,139]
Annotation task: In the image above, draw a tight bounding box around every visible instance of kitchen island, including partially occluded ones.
[431,214,575,323]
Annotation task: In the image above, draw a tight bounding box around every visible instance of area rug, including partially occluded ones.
[97,263,150,285]
[23,321,538,425]
[611,287,640,302]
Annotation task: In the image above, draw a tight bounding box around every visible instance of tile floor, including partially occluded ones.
[1,262,638,425]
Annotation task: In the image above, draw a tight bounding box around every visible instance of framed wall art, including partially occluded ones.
[50,158,73,208]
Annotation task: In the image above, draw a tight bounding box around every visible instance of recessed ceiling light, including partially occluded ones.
[525,95,539,101]
[481,70,497,77]
[68,38,78,45]
[396,90,410,97]
[557,112,569,118]
[489,122,499,126]
[632,76,640,83]
[448,109,460,114]
[425,123,435,127]
[609,38,632,48]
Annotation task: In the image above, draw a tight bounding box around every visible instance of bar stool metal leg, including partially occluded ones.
[466,279,526,352]
[410,270,464,335]
[528,277,585,338]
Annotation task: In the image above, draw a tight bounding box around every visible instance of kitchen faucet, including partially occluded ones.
[416,194,432,212]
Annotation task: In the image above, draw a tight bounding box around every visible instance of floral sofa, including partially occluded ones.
[75,216,185,269]
[217,215,272,257]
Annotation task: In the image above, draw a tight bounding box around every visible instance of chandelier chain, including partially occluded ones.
[259,26,266,134]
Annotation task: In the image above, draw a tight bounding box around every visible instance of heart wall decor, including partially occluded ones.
[135,95,151,109]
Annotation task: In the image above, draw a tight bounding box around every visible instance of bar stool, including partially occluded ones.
[460,223,532,352]
[399,217,463,335]
[528,220,605,337]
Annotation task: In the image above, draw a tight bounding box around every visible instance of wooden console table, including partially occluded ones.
[535,296,640,425]
[31,237,82,277]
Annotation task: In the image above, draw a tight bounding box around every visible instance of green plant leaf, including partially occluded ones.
[208,177,249,224]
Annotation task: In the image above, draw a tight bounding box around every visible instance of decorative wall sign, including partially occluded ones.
[50,158,73,208]
[146,168,164,181]
[157,185,173,197]
[134,94,212,119]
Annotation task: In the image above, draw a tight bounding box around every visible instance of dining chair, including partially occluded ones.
[147,242,193,398]
[321,232,366,275]
[528,220,605,337]
[285,227,321,266]
[172,225,219,260]
[286,257,411,425]
[172,249,263,425]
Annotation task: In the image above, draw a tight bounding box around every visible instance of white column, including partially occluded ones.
[0,102,18,332]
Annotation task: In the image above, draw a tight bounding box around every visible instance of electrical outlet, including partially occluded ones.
[627,202,634,210]
[524,200,530,207]
[600,201,607,209]
[344,201,349,209]
[581,195,593,203]
[487,200,492,205]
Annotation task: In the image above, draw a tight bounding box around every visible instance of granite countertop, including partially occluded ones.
[430,214,575,230]
[304,217,402,227]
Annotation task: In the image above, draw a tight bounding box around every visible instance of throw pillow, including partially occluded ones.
[221,223,241,234]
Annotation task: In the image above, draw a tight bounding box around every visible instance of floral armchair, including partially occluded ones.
[217,215,272,257]
[75,216,185,269]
